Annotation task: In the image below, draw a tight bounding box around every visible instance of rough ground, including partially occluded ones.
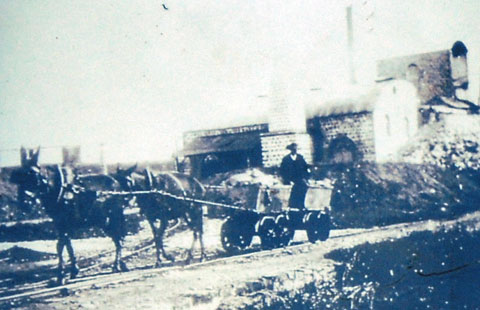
[2,211,479,310]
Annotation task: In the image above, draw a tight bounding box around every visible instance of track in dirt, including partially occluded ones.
[0,216,436,309]
[0,224,369,308]
[0,218,187,301]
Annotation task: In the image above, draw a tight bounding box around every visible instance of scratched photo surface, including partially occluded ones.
[1,1,480,309]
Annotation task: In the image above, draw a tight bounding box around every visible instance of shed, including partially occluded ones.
[180,124,268,178]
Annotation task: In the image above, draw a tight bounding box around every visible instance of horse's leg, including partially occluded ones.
[64,237,79,279]
[148,219,164,267]
[185,229,198,264]
[106,199,128,273]
[186,212,206,263]
[198,223,206,262]
[197,211,206,261]
[112,236,128,273]
[157,218,175,263]
[56,235,66,285]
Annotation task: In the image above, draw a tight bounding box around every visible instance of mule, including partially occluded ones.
[113,165,206,266]
[10,147,129,285]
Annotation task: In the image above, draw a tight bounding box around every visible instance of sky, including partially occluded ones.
[0,0,479,166]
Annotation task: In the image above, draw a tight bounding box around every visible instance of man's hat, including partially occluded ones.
[286,143,298,151]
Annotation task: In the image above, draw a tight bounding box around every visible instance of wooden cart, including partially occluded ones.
[205,183,332,252]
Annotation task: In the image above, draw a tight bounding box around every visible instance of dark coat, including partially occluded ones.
[279,154,309,185]
[280,153,309,209]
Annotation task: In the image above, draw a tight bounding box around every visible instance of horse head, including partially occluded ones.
[11,147,68,210]
[154,172,205,198]
[10,166,42,210]
[112,164,137,191]
[20,146,40,167]
[11,147,63,209]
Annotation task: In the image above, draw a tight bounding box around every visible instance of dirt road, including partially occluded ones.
[3,211,479,310]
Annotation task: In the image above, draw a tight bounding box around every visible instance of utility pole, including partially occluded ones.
[99,143,107,174]
[346,5,356,84]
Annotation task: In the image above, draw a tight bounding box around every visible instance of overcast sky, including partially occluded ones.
[1,0,479,165]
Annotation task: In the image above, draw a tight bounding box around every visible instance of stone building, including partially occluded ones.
[377,41,478,123]
[181,80,420,176]
[180,41,477,176]
[303,80,420,164]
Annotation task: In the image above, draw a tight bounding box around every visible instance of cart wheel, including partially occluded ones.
[221,217,254,253]
[258,217,277,249]
[306,212,331,243]
[275,214,294,247]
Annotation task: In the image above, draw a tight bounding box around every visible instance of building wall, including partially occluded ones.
[314,112,376,162]
[260,132,313,167]
[377,50,453,103]
[373,80,421,162]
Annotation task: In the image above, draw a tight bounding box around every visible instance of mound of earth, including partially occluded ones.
[327,162,480,228]
[0,246,56,264]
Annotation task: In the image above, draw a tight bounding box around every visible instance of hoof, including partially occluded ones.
[56,269,65,286]
[184,252,193,264]
[112,265,120,273]
[164,255,175,263]
[155,261,162,268]
[200,254,207,262]
[56,277,66,286]
[113,262,129,273]
[70,265,80,279]
[48,279,62,287]
[119,261,129,272]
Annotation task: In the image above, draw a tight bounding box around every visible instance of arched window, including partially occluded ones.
[406,63,421,86]
[328,135,359,164]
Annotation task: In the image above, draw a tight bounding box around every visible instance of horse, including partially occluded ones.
[113,165,206,266]
[10,147,129,285]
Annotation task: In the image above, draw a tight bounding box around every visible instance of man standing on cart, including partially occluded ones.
[279,143,309,209]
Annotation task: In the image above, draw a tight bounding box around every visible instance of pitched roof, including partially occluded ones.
[181,132,262,156]
[305,85,380,118]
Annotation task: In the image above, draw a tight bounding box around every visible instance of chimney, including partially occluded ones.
[346,6,356,84]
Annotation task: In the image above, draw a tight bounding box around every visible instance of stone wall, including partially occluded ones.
[377,50,454,103]
[260,132,313,167]
[314,112,376,161]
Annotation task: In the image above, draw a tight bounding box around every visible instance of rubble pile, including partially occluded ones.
[401,121,480,171]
